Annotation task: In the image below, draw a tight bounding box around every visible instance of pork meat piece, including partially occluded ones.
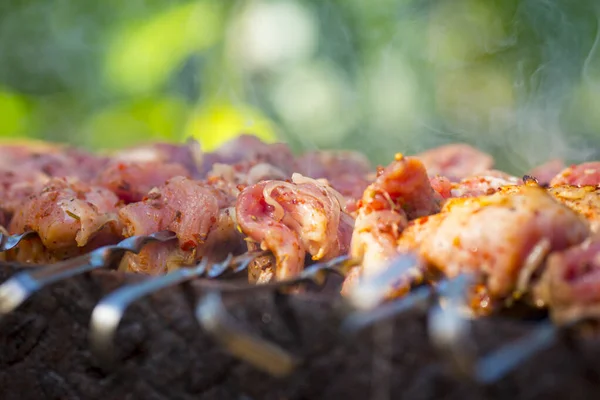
[236,173,353,280]
[95,160,191,203]
[202,134,297,177]
[112,139,203,177]
[118,176,243,274]
[535,238,600,324]
[414,143,494,181]
[9,178,122,251]
[296,150,373,202]
[527,159,565,186]
[550,162,600,187]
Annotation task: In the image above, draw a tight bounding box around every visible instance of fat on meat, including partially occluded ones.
[236,174,353,280]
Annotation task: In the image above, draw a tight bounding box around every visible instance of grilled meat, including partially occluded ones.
[415,143,494,181]
[236,174,352,280]
[9,177,122,255]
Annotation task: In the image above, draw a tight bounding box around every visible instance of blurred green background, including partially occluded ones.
[1,0,599,172]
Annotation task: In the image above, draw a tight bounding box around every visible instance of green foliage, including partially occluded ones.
[0,0,599,170]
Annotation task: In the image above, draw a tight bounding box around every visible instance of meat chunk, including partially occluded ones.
[535,238,600,324]
[118,176,242,274]
[296,150,373,202]
[95,161,190,203]
[528,159,565,186]
[399,185,590,303]
[0,169,50,218]
[202,135,297,177]
[347,155,442,294]
[9,178,122,251]
[0,142,108,181]
[548,186,600,232]
[113,139,202,177]
[236,174,352,280]
[415,143,494,180]
[446,171,523,198]
[550,162,600,187]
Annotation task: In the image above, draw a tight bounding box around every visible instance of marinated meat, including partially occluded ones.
[528,159,565,186]
[95,160,190,203]
[550,162,600,187]
[398,185,590,304]
[113,139,202,177]
[236,174,352,280]
[296,150,373,202]
[548,186,600,233]
[415,143,494,181]
[118,176,242,274]
[9,178,122,251]
[535,238,600,324]
[348,154,442,294]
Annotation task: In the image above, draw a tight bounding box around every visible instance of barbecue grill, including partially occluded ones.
[1,231,600,400]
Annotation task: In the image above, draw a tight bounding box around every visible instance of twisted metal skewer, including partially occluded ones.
[0,231,37,252]
[195,255,358,376]
[0,230,177,316]
[89,251,264,367]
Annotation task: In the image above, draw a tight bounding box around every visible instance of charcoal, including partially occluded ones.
[0,263,599,400]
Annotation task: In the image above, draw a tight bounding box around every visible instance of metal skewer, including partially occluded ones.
[0,230,176,316]
[89,251,264,367]
[194,255,358,376]
[0,231,37,252]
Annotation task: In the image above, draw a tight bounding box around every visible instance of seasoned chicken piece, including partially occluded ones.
[535,238,600,324]
[415,143,494,181]
[548,186,600,232]
[398,185,590,304]
[550,161,600,186]
[9,178,122,251]
[430,171,522,200]
[236,174,352,280]
[344,155,442,295]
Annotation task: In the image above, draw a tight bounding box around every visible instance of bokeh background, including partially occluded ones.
[1,0,599,173]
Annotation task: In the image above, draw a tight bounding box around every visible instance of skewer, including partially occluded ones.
[427,273,477,378]
[341,254,431,333]
[0,230,176,316]
[0,231,37,252]
[473,319,557,384]
[89,251,264,367]
[342,285,434,333]
[194,255,357,375]
[197,291,298,377]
